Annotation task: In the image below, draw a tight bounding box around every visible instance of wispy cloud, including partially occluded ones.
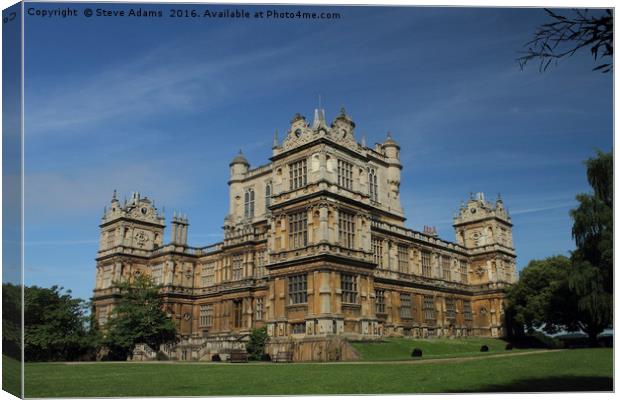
[511,202,576,216]
[25,239,99,246]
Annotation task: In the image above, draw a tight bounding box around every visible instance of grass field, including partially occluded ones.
[2,355,21,398]
[24,348,612,397]
[351,337,520,360]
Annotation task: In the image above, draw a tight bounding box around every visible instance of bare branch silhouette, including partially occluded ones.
[518,9,613,73]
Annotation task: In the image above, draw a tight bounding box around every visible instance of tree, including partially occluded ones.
[506,256,579,336]
[2,283,22,360]
[245,327,269,361]
[103,274,178,360]
[518,9,613,73]
[23,285,99,361]
[506,151,613,346]
[568,150,613,346]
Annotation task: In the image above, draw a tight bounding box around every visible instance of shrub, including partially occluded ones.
[411,348,423,357]
[480,345,489,352]
[246,327,269,361]
[211,354,221,362]
[260,353,272,362]
[505,343,514,350]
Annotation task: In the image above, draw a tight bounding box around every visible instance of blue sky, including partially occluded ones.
[21,4,612,301]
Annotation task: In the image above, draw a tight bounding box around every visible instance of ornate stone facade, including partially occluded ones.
[93,108,517,360]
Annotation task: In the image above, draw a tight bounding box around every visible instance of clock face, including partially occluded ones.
[134,230,150,248]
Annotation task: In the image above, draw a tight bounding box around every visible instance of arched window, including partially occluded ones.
[244,188,255,219]
[368,168,378,202]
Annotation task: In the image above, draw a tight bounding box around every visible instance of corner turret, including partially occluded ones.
[230,150,250,180]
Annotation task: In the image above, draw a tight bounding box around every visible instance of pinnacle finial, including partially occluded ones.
[361,134,366,147]
[112,189,117,200]
[387,131,392,139]
[497,192,502,201]
[340,106,346,115]
[318,94,322,109]
[273,129,279,148]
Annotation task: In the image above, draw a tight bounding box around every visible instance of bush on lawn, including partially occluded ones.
[505,343,514,351]
[480,345,489,352]
[211,354,221,362]
[246,327,269,361]
[411,348,423,357]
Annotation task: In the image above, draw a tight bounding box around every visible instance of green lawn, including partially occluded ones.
[2,355,22,398]
[351,337,523,361]
[24,348,612,397]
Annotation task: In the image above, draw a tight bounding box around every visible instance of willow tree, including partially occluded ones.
[569,150,613,346]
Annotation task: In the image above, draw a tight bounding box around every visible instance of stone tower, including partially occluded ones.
[98,191,165,253]
[453,192,517,284]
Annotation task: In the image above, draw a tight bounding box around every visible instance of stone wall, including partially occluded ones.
[267,336,360,362]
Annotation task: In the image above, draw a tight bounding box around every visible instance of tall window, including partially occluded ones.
[463,300,472,321]
[288,211,308,249]
[289,159,307,190]
[102,266,112,288]
[445,297,456,320]
[232,255,243,280]
[233,300,243,328]
[255,250,266,278]
[375,289,385,314]
[397,245,409,272]
[106,230,116,248]
[264,181,272,211]
[441,256,451,281]
[255,298,264,321]
[341,274,358,304]
[339,211,356,248]
[98,305,109,327]
[400,293,412,318]
[337,159,353,189]
[423,296,436,321]
[244,188,255,219]
[199,304,213,327]
[368,168,378,201]
[151,264,163,285]
[201,262,215,286]
[288,274,308,304]
[460,261,468,284]
[421,251,432,277]
[372,237,384,267]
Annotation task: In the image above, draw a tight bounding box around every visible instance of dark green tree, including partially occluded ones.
[23,285,99,361]
[518,9,613,73]
[103,274,178,360]
[568,150,613,346]
[506,256,579,336]
[2,283,22,360]
[245,327,269,361]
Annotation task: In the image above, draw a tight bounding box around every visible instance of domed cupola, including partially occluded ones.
[230,150,249,180]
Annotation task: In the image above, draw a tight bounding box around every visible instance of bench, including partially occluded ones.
[228,350,249,363]
[273,351,293,363]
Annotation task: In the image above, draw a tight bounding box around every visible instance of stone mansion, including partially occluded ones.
[93,107,517,360]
